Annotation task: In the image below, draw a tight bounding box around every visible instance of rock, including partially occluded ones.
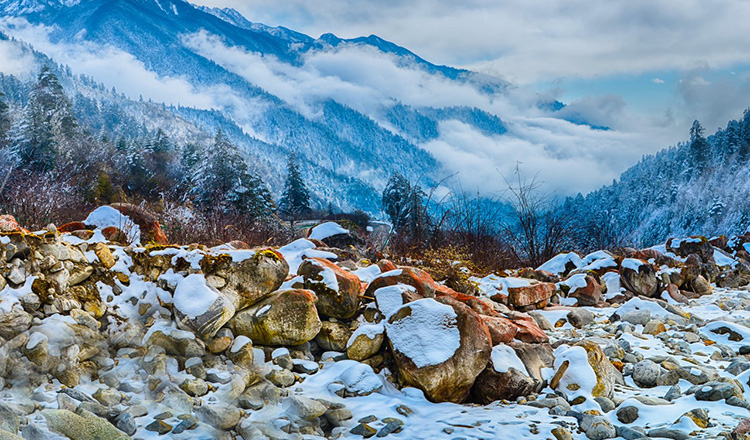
[145,326,205,358]
[239,380,281,410]
[642,319,666,335]
[507,281,556,310]
[690,275,712,295]
[552,341,621,402]
[346,323,384,361]
[694,381,736,401]
[94,243,116,269]
[91,388,121,407]
[471,344,540,403]
[315,321,352,352]
[115,413,137,436]
[335,362,383,397]
[664,384,682,401]
[617,405,639,424]
[481,315,519,345]
[108,203,168,245]
[584,416,616,440]
[196,403,242,430]
[229,289,322,346]
[567,308,595,328]
[506,311,549,343]
[568,275,603,306]
[297,258,361,319]
[734,417,750,435]
[180,378,209,396]
[42,409,130,440]
[288,396,327,420]
[266,368,295,387]
[227,336,254,369]
[646,428,689,440]
[350,423,377,438]
[0,308,32,341]
[620,259,659,297]
[667,236,715,263]
[0,215,21,233]
[386,296,491,403]
[172,274,236,339]
[551,427,573,440]
[632,360,661,388]
[619,309,651,326]
[364,266,448,299]
[145,420,172,435]
[616,426,648,440]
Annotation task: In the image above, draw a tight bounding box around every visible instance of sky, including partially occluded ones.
[193,0,750,133]
[3,0,750,197]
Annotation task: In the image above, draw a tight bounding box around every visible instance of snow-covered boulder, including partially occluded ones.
[173,274,236,340]
[620,258,659,297]
[471,344,541,403]
[229,289,321,346]
[296,257,361,319]
[551,341,621,405]
[386,296,491,403]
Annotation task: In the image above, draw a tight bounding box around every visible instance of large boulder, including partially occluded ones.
[551,341,621,404]
[620,259,659,297]
[471,344,541,403]
[365,267,448,299]
[565,274,603,306]
[667,236,715,264]
[297,257,361,319]
[173,274,236,339]
[386,296,491,403]
[201,248,288,310]
[109,203,168,245]
[507,281,556,311]
[229,289,321,346]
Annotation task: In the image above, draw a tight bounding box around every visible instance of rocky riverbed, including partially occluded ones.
[1,206,750,439]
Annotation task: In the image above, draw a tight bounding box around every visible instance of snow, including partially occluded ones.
[350,264,381,283]
[701,321,750,350]
[581,250,611,265]
[621,258,645,271]
[230,336,251,353]
[562,273,589,293]
[472,275,531,299]
[552,345,597,406]
[173,273,218,318]
[278,238,337,274]
[26,332,48,350]
[308,259,339,292]
[83,206,141,245]
[347,323,384,348]
[536,252,583,274]
[337,362,383,396]
[614,297,676,320]
[385,298,460,369]
[373,284,415,319]
[576,257,617,273]
[309,222,349,241]
[601,271,623,299]
[491,344,527,374]
[272,347,289,359]
[714,249,738,267]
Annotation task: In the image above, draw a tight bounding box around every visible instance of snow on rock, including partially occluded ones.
[701,321,750,350]
[621,258,646,271]
[614,297,676,320]
[490,344,527,374]
[373,284,416,319]
[309,222,349,241]
[173,273,219,318]
[385,298,460,369]
[581,250,612,265]
[278,238,337,274]
[536,252,583,274]
[336,361,384,396]
[84,206,141,244]
[552,345,598,405]
[350,264,381,283]
[471,274,531,299]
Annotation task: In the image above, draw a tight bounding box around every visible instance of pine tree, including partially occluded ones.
[278,153,311,228]
[382,173,411,230]
[689,120,709,171]
[0,92,9,150]
[192,129,272,217]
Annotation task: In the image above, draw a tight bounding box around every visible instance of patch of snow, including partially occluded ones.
[278,238,337,274]
[84,206,141,244]
[385,298,460,368]
[537,252,583,274]
[553,345,597,407]
[373,284,415,319]
[173,274,218,318]
[582,250,611,265]
[230,336,251,353]
[615,297,675,320]
[491,344,527,374]
[350,264,381,283]
[308,259,339,292]
[309,222,349,240]
[562,273,589,293]
[621,258,645,271]
[347,323,384,348]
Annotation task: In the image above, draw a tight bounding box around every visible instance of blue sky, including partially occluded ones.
[194,0,750,144]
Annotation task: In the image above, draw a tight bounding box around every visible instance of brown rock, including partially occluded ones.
[297,257,361,319]
[507,282,556,310]
[94,243,116,269]
[620,259,659,297]
[109,203,168,245]
[386,296,491,403]
[568,275,603,306]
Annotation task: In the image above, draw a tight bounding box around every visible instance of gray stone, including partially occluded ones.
[288,396,327,420]
[116,413,137,436]
[584,416,616,439]
[664,385,682,401]
[594,397,615,413]
[615,426,647,440]
[646,427,689,440]
[146,420,172,435]
[616,406,638,424]
[567,308,595,329]
[632,360,660,388]
[694,381,735,401]
[196,403,242,430]
[726,360,750,376]
[619,310,651,326]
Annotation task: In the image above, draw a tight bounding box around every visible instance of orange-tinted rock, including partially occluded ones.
[102,226,128,244]
[71,230,95,240]
[666,283,688,303]
[376,259,397,273]
[297,257,361,319]
[506,312,549,343]
[568,275,603,306]
[110,203,168,245]
[0,215,20,233]
[507,282,556,310]
[481,315,518,345]
[364,266,443,299]
[58,221,89,233]
[387,296,491,403]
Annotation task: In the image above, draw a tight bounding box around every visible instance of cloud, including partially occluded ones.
[193,0,750,84]
[0,38,36,77]
[652,78,665,84]
[0,17,220,110]
[675,68,750,131]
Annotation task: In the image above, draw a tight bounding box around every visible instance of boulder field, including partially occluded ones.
[2,208,750,439]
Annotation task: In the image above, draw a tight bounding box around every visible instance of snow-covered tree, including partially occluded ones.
[689,120,709,171]
[278,153,311,227]
[382,173,411,230]
[192,129,273,218]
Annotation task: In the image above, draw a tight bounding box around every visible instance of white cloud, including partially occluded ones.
[194,0,750,84]
[0,38,35,77]
[652,78,665,84]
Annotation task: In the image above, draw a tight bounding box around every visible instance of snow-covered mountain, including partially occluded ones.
[0,0,614,211]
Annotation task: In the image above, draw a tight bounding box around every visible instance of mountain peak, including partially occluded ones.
[1,0,80,14]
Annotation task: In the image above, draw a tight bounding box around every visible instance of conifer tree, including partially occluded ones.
[382,173,411,230]
[689,120,709,171]
[279,153,311,228]
[0,92,9,150]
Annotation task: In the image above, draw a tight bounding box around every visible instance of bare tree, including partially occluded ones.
[501,164,571,267]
